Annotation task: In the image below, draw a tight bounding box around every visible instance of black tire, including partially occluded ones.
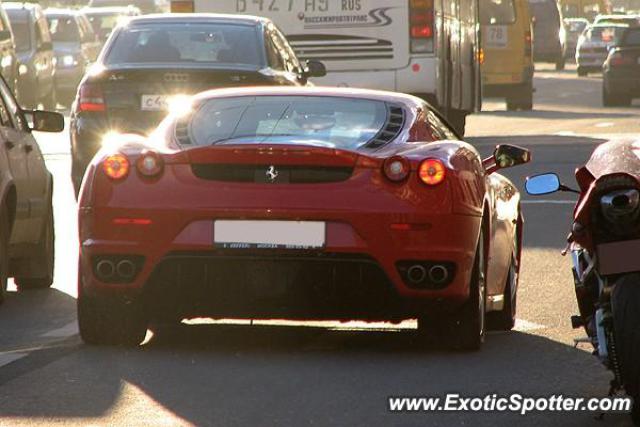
[506,82,534,111]
[487,257,517,331]
[603,85,631,107]
[577,67,588,77]
[555,56,566,71]
[43,86,57,111]
[611,274,640,425]
[78,290,148,346]
[14,202,54,289]
[0,206,10,305]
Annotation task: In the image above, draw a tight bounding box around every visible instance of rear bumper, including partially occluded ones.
[79,208,481,320]
[576,53,607,69]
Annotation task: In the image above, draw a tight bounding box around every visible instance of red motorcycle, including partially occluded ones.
[526,139,640,425]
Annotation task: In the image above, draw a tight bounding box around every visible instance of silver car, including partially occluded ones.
[576,23,628,76]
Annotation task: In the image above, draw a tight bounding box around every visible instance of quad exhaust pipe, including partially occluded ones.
[95,260,116,280]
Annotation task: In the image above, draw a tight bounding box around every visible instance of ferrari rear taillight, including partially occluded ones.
[103,154,130,180]
[136,150,164,177]
[383,156,410,182]
[410,0,434,53]
[78,83,105,112]
[419,158,446,185]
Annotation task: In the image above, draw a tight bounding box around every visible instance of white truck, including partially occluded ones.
[170,0,482,134]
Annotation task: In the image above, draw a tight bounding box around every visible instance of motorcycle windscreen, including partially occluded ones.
[586,139,640,178]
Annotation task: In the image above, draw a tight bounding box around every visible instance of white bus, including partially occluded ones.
[170,0,481,134]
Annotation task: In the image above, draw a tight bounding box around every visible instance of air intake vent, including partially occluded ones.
[366,105,405,148]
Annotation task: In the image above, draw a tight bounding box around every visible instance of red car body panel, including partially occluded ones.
[78,87,522,321]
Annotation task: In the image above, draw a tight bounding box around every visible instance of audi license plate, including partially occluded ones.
[141,94,169,111]
[214,220,325,249]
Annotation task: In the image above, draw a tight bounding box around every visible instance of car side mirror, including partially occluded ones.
[483,144,531,174]
[0,30,11,42]
[24,110,65,132]
[525,173,561,195]
[38,41,53,52]
[305,60,327,78]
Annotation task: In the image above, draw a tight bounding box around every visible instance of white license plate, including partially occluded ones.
[485,26,508,48]
[141,94,169,111]
[214,220,325,249]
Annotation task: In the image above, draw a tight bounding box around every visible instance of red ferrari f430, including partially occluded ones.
[77,87,530,349]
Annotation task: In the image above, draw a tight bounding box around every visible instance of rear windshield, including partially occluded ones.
[622,28,640,45]
[7,17,30,51]
[47,16,80,42]
[188,96,390,150]
[480,0,516,25]
[529,0,560,23]
[105,23,261,66]
[585,26,626,42]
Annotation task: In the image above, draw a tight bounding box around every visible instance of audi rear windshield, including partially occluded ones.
[104,23,262,66]
[186,96,390,150]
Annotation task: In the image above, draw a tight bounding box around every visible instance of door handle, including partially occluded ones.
[5,141,14,149]
[24,144,32,153]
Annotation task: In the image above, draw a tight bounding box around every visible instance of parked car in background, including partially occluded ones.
[480,0,534,110]
[0,73,64,303]
[603,25,640,106]
[45,9,101,106]
[0,6,17,95]
[576,23,628,75]
[565,17,589,58]
[88,0,159,14]
[529,0,568,69]
[4,2,55,109]
[69,14,326,195]
[83,6,140,44]
[593,14,640,26]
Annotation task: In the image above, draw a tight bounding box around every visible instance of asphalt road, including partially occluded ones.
[0,63,637,426]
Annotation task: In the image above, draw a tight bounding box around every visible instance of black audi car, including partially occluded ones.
[602,25,640,107]
[69,13,326,195]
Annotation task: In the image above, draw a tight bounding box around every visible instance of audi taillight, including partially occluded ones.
[383,156,410,182]
[103,154,129,180]
[136,150,164,177]
[410,0,434,53]
[418,159,446,185]
[78,83,105,112]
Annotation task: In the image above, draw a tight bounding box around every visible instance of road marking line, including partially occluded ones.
[0,352,27,368]
[521,200,575,204]
[514,319,546,332]
[40,321,78,338]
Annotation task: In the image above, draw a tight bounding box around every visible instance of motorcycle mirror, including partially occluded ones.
[525,173,561,195]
